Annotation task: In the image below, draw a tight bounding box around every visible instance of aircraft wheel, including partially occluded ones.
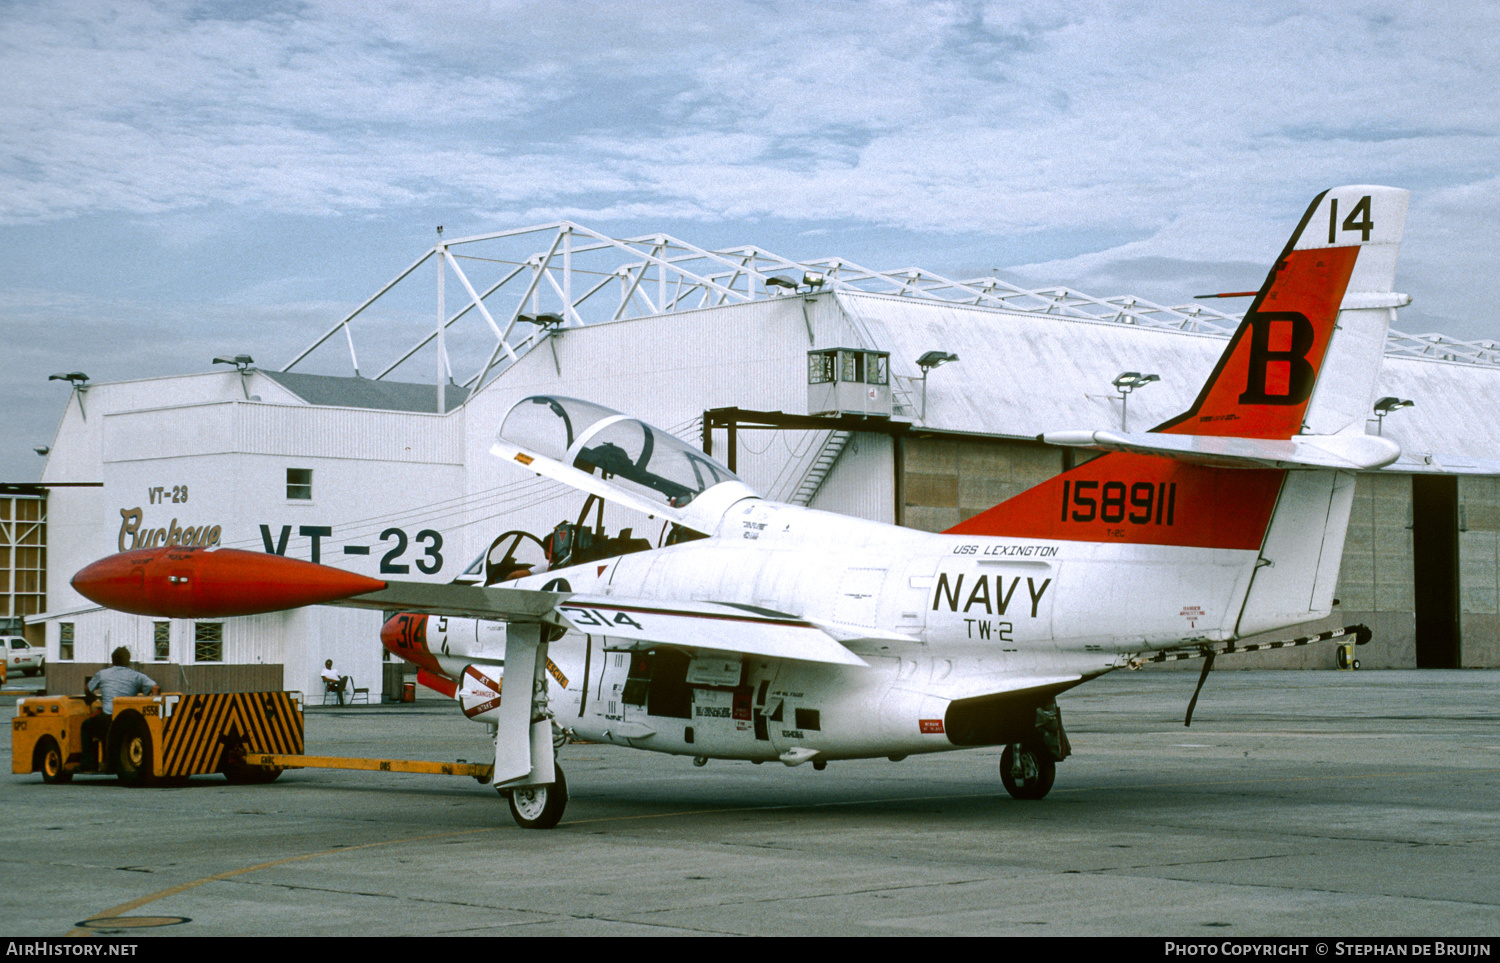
[37,737,72,784]
[112,716,156,787]
[1000,742,1055,801]
[505,763,567,830]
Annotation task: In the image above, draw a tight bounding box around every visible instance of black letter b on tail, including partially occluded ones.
[1238,311,1316,405]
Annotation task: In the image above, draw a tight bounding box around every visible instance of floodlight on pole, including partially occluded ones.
[1111,371,1160,431]
[916,351,959,422]
[1373,396,1414,435]
[519,314,567,375]
[49,371,91,419]
[212,354,255,373]
[214,354,255,399]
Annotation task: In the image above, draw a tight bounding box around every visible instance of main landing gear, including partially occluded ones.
[999,702,1070,801]
[498,763,568,830]
[1000,742,1055,800]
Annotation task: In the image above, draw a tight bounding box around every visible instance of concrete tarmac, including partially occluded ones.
[2,669,1497,937]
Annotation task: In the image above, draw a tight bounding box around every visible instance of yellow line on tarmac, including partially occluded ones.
[66,766,1500,933]
[66,827,498,937]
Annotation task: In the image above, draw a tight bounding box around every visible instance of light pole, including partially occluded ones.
[213,355,255,399]
[48,371,90,419]
[1112,371,1159,431]
[1373,396,1414,435]
[916,351,958,422]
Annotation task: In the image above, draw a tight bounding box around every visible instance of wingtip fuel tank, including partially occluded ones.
[72,547,388,619]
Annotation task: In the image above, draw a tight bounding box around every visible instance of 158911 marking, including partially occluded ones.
[1062,480,1176,525]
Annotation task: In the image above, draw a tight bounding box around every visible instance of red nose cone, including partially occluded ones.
[380,612,417,652]
[73,547,387,618]
[380,612,437,671]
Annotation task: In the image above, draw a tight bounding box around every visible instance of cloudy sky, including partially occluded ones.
[3,0,1499,480]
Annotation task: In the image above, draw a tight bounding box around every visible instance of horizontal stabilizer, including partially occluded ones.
[556,595,869,667]
[1385,452,1500,476]
[1041,429,1401,471]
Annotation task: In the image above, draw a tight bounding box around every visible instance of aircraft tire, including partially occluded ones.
[505,763,567,830]
[112,715,156,787]
[37,737,72,784]
[1000,742,1055,801]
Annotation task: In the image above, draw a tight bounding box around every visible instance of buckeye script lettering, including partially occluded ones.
[931,572,1051,618]
[118,507,222,553]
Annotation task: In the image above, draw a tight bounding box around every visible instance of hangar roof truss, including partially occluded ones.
[284,222,1500,394]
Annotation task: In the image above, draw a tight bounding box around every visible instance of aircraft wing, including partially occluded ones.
[70,547,868,667]
[346,585,869,666]
[334,579,565,623]
[553,595,870,667]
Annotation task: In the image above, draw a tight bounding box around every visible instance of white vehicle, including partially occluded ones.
[4,637,44,677]
[74,186,1409,829]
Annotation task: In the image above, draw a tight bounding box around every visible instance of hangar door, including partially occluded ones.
[1412,474,1460,668]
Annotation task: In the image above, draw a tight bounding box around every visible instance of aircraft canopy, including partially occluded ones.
[498,396,743,510]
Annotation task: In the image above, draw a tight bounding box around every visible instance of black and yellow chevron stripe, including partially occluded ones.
[160,693,304,777]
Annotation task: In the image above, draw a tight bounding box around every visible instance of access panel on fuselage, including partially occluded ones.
[578,636,773,758]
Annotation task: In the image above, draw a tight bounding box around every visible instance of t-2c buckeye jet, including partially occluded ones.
[75,185,1409,828]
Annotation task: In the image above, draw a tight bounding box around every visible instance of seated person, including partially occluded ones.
[322,659,350,705]
[82,647,160,771]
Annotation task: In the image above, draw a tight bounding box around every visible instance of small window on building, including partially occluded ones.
[153,622,170,662]
[287,468,313,500]
[866,353,888,386]
[840,350,865,385]
[58,622,73,660]
[194,622,223,662]
[807,351,836,385]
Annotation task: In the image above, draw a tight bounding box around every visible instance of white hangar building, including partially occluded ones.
[32,222,1500,699]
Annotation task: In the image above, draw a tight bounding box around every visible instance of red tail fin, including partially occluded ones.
[946,186,1397,548]
[1155,189,1357,439]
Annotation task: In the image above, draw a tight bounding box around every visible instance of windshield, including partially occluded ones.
[499,396,743,509]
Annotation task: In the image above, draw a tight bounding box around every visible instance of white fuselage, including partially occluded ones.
[419,496,1267,764]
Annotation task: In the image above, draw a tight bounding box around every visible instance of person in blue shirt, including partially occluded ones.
[81,646,159,771]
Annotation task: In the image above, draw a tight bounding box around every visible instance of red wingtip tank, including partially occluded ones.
[72,547,388,619]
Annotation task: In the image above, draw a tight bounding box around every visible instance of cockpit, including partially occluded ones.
[498,396,743,511]
[461,396,758,586]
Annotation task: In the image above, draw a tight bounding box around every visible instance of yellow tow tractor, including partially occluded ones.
[12,691,497,787]
[13,691,304,785]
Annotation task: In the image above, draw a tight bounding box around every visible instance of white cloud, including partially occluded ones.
[5,0,1500,477]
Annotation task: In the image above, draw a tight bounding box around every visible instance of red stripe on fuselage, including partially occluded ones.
[945,453,1283,551]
